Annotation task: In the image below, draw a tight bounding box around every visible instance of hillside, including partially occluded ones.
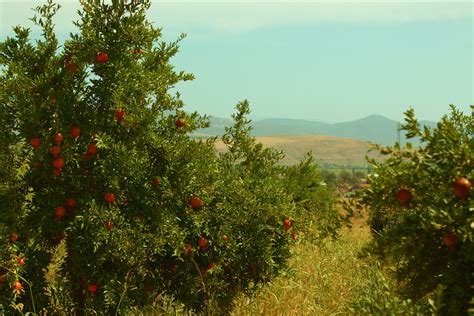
[215,135,380,166]
[196,114,437,146]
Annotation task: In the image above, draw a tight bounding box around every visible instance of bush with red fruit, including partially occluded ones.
[348,106,473,314]
[281,153,340,241]
[0,1,339,314]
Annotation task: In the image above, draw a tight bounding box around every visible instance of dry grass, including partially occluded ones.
[231,217,371,316]
[215,135,381,166]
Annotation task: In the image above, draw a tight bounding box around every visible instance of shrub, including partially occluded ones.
[350,261,439,315]
[349,105,473,314]
[281,153,340,242]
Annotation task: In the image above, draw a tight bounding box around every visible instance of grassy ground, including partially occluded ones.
[231,214,372,315]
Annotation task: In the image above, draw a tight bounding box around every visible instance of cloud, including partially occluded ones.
[149,2,473,33]
[1,1,472,37]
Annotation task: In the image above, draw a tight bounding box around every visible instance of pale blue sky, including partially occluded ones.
[1,1,472,122]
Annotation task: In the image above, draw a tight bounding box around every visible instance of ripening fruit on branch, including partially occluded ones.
[104,220,113,230]
[66,198,77,208]
[55,206,66,220]
[190,196,202,210]
[283,218,292,231]
[88,283,98,293]
[115,108,126,122]
[54,132,63,144]
[71,126,81,139]
[50,146,61,157]
[12,281,23,292]
[104,192,116,204]
[443,232,458,251]
[453,177,471,200]
[396,188,413,206]
[152,178,159,188]
[292,232,297,240]
[198,237,208,251]
[207,262,216,270]
[30,137,41,149]
[52,158,65,170]
[17,256,26,266]
[175,118,185,128]
[10,232,19,242]
[183,243,192,255]
[87,144,97,155]
[64,62,79,72]
[222,234,230,242]
[95,52,109,63]
[50,95,57,104]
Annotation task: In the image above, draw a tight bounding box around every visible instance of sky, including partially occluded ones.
[0,1,472,123]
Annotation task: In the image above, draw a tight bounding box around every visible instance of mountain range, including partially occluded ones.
[195,114,437,146]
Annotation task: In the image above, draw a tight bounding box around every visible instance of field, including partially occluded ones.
[214,135,381,166]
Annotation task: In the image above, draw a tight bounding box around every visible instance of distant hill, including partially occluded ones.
[252,118,328,136]
[196,114,437,146]
[318,114,399,145]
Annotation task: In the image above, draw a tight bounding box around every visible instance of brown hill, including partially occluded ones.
[215,135,381,166]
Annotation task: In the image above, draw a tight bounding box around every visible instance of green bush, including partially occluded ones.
[0,1,340,314]
[349,105,473,314]
[350,261,439,315]
[281,153,340,242]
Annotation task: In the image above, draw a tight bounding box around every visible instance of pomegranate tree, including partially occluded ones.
[350,106,473,314]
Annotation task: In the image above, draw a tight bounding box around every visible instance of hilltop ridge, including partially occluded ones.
[196,114,437,146]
